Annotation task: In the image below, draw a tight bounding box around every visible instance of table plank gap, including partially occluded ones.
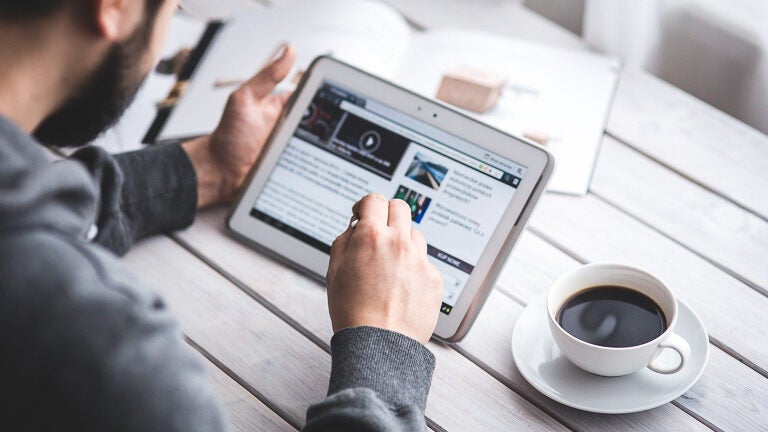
[186,336,302,430]
[170,233,332,355]
[707,336,768,380]
[425,418,448,432]
[669,401,724,432]
[202,356,297,431]
[589,191,768,298]
[603,131,768,225]
[606,70,768,218]
[592,134,768,292]
[450,343,579,432]
[526,226,590,264]
[496,287,529,309]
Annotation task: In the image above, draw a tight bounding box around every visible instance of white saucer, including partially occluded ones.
[512,294,709,414]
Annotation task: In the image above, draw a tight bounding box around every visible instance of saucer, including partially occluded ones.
[512,294,709,414]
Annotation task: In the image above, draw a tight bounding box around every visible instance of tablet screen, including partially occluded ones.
[251,81,527,315]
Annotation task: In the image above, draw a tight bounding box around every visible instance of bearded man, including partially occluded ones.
[0,1,443,430]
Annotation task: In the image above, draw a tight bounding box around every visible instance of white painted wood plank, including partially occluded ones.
[528,193,768,374]
[497,231,582,304]
[174,208,570,432]
[122,236,330,427]
[490,232,768,432]
[607,70,768,218]
[205,359,296,431]
[168,210,766,431]
[591,135,768,291]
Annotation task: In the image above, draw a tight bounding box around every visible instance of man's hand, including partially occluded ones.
[326,194,444,344]
[182,44,296,208]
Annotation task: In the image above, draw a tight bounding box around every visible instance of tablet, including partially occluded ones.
[229,56,554,342]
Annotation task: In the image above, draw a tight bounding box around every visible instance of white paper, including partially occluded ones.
[394,30,621,195]
[160,0,411,141]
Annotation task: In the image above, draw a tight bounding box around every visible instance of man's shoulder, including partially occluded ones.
[1,229,96,301]
[1,227,160,304]
[0,230,225,432]
[0,228,174,347]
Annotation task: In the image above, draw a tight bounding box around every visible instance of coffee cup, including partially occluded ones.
[547,263,691,377]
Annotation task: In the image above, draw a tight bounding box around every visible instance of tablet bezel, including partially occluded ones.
[228,56,554,342]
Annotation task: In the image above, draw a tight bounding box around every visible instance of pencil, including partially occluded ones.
[213,79,244,89]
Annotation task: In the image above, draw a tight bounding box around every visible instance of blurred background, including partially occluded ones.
[524,0,768,134]
[183,0,768,134]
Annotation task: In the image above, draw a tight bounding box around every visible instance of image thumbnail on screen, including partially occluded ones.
[406,152,448,190]
[393,185,432,223]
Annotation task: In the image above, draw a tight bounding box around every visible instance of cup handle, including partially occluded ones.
[648,332,691,374]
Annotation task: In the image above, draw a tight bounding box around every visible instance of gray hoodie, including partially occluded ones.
[0,115,434,431]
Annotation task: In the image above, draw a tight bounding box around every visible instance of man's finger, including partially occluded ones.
[274,91,293,106]
[411,227,428,253]
[327,216,358,285]
[352,193,389,227]
[388,199,412,231]
[330,218,356,255]
[241,44,296,100]
[259,91,294,114]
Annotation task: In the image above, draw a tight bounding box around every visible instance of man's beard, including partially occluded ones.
[33,19,153,148]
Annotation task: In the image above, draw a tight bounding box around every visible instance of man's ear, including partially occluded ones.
[89,0,144,41]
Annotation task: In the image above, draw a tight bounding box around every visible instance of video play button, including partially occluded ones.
[358,130,381,153]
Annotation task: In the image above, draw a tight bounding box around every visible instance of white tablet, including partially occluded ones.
[229,56,554,342]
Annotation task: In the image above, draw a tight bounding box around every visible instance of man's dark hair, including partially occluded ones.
[0,0,164,22]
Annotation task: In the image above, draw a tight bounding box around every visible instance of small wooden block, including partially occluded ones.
[523,130,551,147]
[436,66,507,113]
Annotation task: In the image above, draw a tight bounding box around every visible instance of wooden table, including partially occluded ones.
[120,2,768,430]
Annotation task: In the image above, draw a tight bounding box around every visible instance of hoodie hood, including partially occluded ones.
[0,115,97,239]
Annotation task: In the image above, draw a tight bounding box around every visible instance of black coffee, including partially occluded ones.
[556,286,666,348]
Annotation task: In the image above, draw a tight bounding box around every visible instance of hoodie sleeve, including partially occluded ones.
[70,144,198,255]
[303,327,435,432]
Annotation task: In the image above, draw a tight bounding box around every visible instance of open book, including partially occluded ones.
[154,0,621,195]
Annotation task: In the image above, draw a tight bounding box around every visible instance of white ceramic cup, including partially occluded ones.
[547,263,691,377]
